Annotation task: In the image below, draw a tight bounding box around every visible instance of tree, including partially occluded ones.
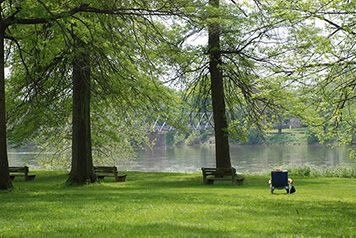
[60,3,185,184]
[208,0,231,168]
[68,37,96,184]
[0,2,74,190]
[171,1,301,168]
[0,13,11,189]
[263,0,356,149]
[2,1,188,188]
[306,1,356,148]
[0,2,111,189]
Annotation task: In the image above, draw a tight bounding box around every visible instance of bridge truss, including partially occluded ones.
[147,112,214,132]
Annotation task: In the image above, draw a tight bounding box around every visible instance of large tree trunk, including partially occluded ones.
[0,28,13,190]
[67,40,97,185]
[208,0,231,168]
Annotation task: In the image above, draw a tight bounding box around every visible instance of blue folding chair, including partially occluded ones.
[270,171,291,194]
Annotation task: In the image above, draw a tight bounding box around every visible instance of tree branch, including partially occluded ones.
[12,3,183,26]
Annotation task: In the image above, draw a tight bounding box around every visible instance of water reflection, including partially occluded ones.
[8,148,39,167]
[8,145,356,174]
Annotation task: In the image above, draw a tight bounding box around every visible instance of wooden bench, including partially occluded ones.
[201,167,243,185]
[9,166,36,181]
[94,166,126,182]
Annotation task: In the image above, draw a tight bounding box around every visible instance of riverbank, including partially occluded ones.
[167,128,314,146]
[1,171,355,237]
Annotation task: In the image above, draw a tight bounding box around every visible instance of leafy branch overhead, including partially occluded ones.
[2,0,356,189]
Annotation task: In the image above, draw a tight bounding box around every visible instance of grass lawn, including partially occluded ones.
[1,171,356,237]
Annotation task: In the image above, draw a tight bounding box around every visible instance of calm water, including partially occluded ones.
[8,145,356,174]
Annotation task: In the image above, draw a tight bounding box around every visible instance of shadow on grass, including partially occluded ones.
[46,220,247,238]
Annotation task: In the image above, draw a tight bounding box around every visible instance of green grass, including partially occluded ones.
[1,171,356,237]
[267,128,307,134]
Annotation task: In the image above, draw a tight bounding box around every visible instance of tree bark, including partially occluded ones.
[208,0,231,169]
[0,27,13,190]
[278,115,283,134]
[67,40,97,185]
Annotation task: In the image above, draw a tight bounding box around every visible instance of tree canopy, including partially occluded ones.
[2,0,356,189]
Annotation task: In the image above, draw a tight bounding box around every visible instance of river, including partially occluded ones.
[8,144,355,174]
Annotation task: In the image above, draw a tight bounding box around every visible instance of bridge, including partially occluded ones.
[146,112,214,132]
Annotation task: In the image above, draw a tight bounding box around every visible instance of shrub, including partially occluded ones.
[270,163,356,178]
[283,163,312,177]
[319,163,356,178]
[173,131,187,146]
